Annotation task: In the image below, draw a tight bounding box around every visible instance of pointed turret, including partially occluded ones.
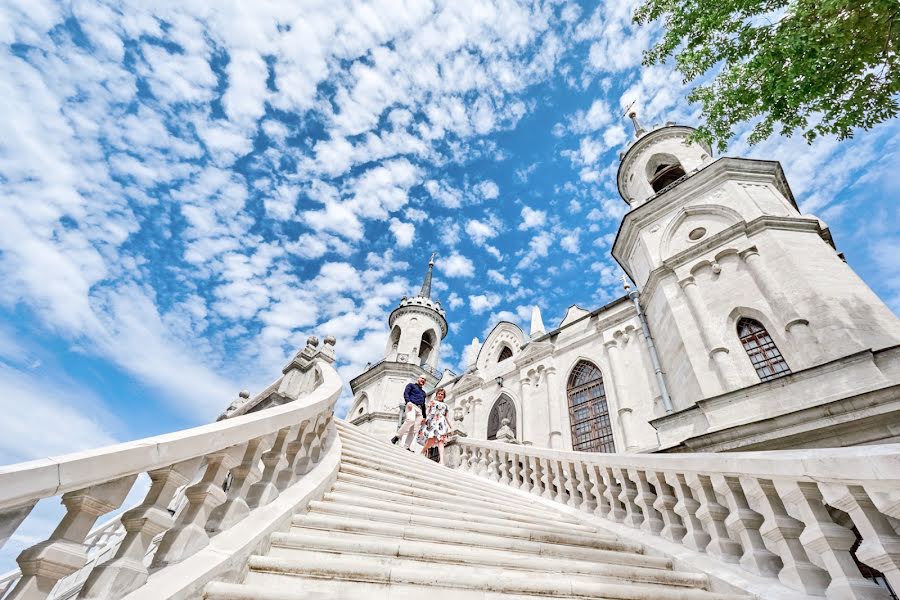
[418,252,436,299]
[466,337,480,370]
[628,110,646,138]
[529,306,546,339]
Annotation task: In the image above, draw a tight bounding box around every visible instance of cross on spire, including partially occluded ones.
[623,101,646,138]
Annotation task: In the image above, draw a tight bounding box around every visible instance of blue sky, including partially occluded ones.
[1,0,899,472]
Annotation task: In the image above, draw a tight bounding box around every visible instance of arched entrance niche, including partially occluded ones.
[487,394,516,440]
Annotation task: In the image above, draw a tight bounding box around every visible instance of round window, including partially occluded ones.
[688,227,707,241]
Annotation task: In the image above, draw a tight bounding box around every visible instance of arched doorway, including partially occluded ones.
[487,395,516,440]
[567,360,615,453]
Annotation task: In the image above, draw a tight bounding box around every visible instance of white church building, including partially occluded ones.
[349,116,900,454]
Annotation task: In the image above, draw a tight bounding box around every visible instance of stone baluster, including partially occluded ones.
[1,502,37,551]
[614,467,643,528]
[207,435,272,534]
[602,467,626,523]
[552,461,567,504]
[246,426,297,508]
[575,462,595,513]
[498,451,511,485]
[775,480,886,600]
[9,476,137,600]
[741,477,829,595]
[712,475,782,576]
[529,456,543,496]
[506,453,520,487]
[80,460,201,599]
[518,455,532,493]
[588,464,610,518]
[476,447,490,477]
[457,446,471,473]
[540,458,554,500]
[487,450,501,482]
[275,419,313,487]
[666,472,711,552]
[152,445,245,567]
[308,412,332,465]
[464,446,477,473]
[563,461,580,509]
[630,469,664,535]
[646,471,685,542]
[687,473,742,563]
[820,484,900,593]
[290,418,321,479]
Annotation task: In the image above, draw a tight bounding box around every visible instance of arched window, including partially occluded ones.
[646,153,687,193]
[418,329,437,365]
[567,361,615,453]
[386,325,401,355]
[487,395,516,440]
[738,318,791,382]
[498,345,513,362]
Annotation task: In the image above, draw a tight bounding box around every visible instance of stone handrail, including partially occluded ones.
[453,438,900,598]
[0,344,341,600]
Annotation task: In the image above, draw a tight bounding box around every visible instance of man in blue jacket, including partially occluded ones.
[391,375,427,450]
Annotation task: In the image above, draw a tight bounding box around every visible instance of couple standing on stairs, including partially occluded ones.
[390,375,452,465]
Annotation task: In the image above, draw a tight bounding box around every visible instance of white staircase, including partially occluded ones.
[203,422,749,600]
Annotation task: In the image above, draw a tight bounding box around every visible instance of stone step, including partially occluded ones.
[268,529,702,587]
[320,490,601,537]
[301,502,634,552]
[328,480,585,530]
[291,513,651,564]
[333,471,566,525]
[338,443,551,510]
[204,579,589,600]
[337,460,541,512]
[242,553,750,600]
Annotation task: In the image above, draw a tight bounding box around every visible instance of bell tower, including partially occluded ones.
[348,255,448,439]
[612,112,900,432]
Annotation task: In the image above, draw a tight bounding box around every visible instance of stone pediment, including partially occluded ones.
[453,372,485,395]
[558,305,590,328]
[513,340,554,368]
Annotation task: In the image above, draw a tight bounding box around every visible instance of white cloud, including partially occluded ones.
[425,179,463,209]
[442,253,475,278]
[487,269,508,284]
[567,99,612,133]
[519,206,547,230]
[474,179,500,200]
[390,218,415,248]
[447,292,464,309]
[561,228,581,253]
[465,218,499,246]
[469,293,502,314]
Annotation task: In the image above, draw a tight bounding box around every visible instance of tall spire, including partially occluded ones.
[628,109,646,138]
[418,252,436,299]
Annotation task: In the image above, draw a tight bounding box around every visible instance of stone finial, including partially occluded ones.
[495,418,519,444]
[307,335,319,348]
[324,335,336,346]
[239,390,250,399]
[529,306,546,339]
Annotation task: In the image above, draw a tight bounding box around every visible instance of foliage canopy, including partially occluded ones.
[634,0,900,150]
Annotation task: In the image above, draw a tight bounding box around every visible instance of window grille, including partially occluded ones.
[567,360,616,453]
[738,318,791,382]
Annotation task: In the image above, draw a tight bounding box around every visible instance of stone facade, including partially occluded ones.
[350,121,900,454]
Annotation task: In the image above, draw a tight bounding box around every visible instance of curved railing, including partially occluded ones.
[453,438,900,598]
[0,339,341,600]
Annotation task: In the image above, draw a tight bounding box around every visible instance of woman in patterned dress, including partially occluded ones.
[417,388,451,465]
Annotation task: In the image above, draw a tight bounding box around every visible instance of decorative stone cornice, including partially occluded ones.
[613,157,798,277]
[388,303,449,338]
[637,215,829,300]
[513,340,554,369]
[452,372,485,396]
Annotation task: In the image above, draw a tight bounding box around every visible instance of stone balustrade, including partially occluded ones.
[453,438,900,599]
[0,342,341,600]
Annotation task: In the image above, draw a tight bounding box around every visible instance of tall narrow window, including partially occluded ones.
[487,395,516,440]
[498,345,513,362]
[738,318,791,382]
[567,361,615,453]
